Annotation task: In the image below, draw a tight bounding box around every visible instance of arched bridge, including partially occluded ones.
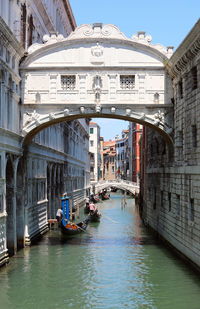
[94,180,140,195]
[20,23,174,146]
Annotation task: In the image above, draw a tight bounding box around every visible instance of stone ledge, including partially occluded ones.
[0,251,9,268]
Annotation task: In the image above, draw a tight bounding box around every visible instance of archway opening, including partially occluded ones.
[6,157,15,255]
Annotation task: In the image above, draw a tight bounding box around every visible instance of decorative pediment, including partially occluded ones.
[67,23,127,40]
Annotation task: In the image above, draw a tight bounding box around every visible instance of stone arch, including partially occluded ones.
[95,182,139,196]
[22,112,173,148]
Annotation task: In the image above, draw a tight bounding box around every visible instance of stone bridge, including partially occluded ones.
[94,180,140,195]
[20,23,174,147]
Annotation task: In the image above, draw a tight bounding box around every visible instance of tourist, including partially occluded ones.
[56,207,63,222]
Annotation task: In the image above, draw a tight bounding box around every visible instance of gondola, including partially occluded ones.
[60,218,89,235]
[88,210,101,222]
[60,194,89,235]
[101,194,110,200]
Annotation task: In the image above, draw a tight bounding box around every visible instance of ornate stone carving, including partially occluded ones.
[93,75,102,103]
[95,104,101,113]
[68,24,127,40]
[154,110,165,123]
[91,43,103,57]
[126,109,131,115]
[80,106,85,113]
[24,110,40,126]
[64,109,69,115]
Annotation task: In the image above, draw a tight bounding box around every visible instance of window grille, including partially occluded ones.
[178,79,183,98]
[168,192,171,212]
[61,75,76,90]
[176,194,181,216]
[192,125,197,147]
[191,66,197,90]
[120,75,135,89]
[189,198,194,221]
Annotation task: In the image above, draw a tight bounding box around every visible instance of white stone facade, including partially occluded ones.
[0,1,90,267]
[20,23,174,146]
[89,122,101,182]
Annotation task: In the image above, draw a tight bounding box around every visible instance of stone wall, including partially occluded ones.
[141,19,200,270]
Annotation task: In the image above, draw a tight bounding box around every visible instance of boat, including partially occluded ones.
[101,194,110,200]
[87,203,101,222]
[60,218,89,235]
[60,194,88,235]
[88,210,101,222]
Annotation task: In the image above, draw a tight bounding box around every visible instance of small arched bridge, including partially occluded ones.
[94,180,140,195]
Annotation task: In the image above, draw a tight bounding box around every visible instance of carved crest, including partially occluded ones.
[91,43,103,57]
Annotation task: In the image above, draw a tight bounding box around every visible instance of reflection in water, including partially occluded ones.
[0,193,200,309]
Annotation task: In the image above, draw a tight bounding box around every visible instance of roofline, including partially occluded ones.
[166,19,200,77]
[62,0,77,31]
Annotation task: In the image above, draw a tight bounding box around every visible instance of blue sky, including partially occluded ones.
[70,0,199,140]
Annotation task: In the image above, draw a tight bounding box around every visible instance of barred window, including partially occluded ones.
[189,198,194,221]
[178,79,183,98]
[191,66,197,90]
[61,75,76,90]
[120,75,135,89]
[192,125,197,147]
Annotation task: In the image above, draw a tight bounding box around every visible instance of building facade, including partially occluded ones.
[89,121,101,182]
[102,140,116,180]
[141,19,200,270]
[129,123,142,183]
[115,130,129,180]
[0,1,90,267]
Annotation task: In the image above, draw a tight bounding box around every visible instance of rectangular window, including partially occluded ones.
[189,198,194,221]
[61,75,76,90]
[161,190,164,207]
[6,50,10,63]
[178,79,183,99]
[153,187,156,209]
[168,192,171,211]
[90,140,94,147]
[176,194,180,216]
[177,130,183,148]
[191,66,197,90]
[112,166,115,173]
[192,125,197,148]
[90,128,94,134]
[120,75,135,89]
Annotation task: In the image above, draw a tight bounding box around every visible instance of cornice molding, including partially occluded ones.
[166,19,200,78]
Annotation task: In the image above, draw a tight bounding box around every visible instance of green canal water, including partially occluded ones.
[1,193,200,309]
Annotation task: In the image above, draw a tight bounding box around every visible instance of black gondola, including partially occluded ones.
[60,218,89,235]
[60,194,88,235]
[88,210,101,222]
[101,194,110,200]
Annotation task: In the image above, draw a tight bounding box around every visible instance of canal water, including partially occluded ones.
[1,193,200,309]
